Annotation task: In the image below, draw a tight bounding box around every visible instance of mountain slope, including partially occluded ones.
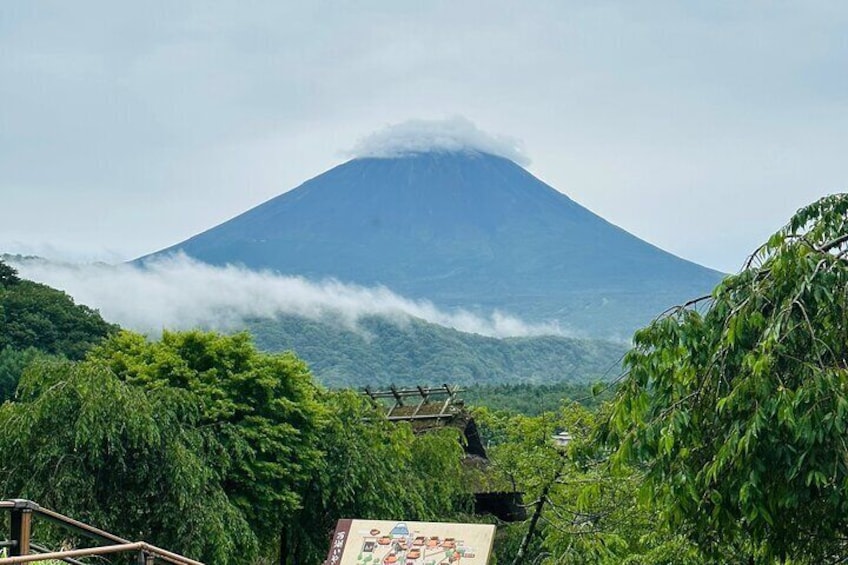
[247,314,626,388]
[144,151,723,336]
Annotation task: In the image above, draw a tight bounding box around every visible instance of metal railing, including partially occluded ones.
[0,499,204,565]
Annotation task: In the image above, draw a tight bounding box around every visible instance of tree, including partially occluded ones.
[0,346,52,402]
[0,278,117,358]
[0,260,20,287]
[285,390,468,563]
[86,330,326,560]
[604,194,848,562]
[0,268,116,398]
[473,403,696,565]
[0,358,256,563]
[2,328,470,563]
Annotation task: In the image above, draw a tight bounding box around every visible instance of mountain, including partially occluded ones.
[2,254,623,389]
[247,314,626,388]
[143,151,723,336]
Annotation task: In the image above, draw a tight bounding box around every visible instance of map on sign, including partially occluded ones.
[324,519,496,565]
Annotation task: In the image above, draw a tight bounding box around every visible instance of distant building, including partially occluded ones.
[552,431,573,449]
[363,384,527,522]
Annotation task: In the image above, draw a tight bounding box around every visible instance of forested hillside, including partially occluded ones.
[464,381,612,415]
[248,314,625,387]
[0,260,116,358]
[0,260,117,400]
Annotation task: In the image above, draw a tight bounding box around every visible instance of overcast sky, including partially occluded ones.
[1,1,846,273]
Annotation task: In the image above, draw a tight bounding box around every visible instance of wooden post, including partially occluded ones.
[9,501,35,556]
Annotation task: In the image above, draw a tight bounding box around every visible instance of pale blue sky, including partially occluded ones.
[1,1,846,272]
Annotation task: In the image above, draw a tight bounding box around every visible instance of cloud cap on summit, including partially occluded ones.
[348,117,531,166]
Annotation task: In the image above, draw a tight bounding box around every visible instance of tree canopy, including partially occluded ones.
[0,260,20,287]
[0,260,117,359]
[0,358,256,563]
[0,260,117,401]
[474,403,697,565]
[86,330,326,556]
[604,193,848,562]
[0,328,473,564]
[287,390,468,563]
[248,314,625,388]
[0,346,49,402]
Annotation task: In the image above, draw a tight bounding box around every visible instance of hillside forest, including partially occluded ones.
[2,194,848,563]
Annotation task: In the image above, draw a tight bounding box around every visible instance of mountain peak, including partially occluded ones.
[348,117,531,166]
[141,145,722,337]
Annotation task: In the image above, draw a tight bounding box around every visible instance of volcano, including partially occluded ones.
[143,150,722,336]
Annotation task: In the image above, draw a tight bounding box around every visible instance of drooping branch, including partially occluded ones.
[511,458,565,565]
[818,233,848,254]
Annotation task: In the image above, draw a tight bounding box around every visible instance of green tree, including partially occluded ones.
[285,390,468,564]
[2,327,470,563]
[0,260,20,287]
[604,194,848,562]
[0,278,116,358]
[0,346,52,402]
[0,358,256,563]
[0,266,116,397]
[476,403,698,565]
[465,382,611,416]
[86,330,326,559]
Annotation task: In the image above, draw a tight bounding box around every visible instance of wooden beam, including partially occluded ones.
[389,385,404,406]
[411,386,429,417]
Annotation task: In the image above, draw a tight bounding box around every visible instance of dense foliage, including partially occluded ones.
[0,260,117,360]
[465,381,611,415]
[604,194,848,562]
[0,261,19,286]
[0,346,50,402]
[0,328,469,564]
[86,330,326,559]
[0,259,116,403]
[0,358,257,561]
[249,314,625,387]
[289,390,468,563]
[474,404,698,565]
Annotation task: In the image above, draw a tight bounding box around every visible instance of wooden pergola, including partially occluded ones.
[363,384,464,422]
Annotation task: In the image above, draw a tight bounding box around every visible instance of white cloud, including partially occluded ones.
[348,116,531,166]
[0,240,128,264]
[8,254,563,339]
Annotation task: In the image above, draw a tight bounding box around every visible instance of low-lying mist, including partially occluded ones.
[8,254,565,339]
